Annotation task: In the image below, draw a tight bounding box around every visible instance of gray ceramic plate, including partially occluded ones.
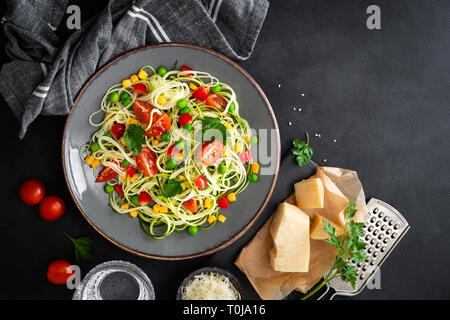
[63,44,280,260]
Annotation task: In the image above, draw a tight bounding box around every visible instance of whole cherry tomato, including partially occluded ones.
[39,196,66,221]
[19,179,45,205]
[47,260,75,285]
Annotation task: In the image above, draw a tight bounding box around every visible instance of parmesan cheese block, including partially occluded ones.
[310,215,344,240]
[269,202,310,272]
[294,178,324,209]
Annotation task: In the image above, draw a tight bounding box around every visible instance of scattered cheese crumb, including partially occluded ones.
[288,122,292,126]
[333,139,337,143]
[298,108,302,112]
[293,107,296,111]
[181,272,240,300]
[314,133,322,138]
[301,93,305,96]
[324,159,327,162]
[278,84,281,88]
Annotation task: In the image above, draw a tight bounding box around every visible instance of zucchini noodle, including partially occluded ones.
[81,64,257,239]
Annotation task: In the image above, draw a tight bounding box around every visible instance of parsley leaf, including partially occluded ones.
[124,124,146,155]
[65,233,94,261]
[202,117,227,144]
[162,179,184,198]
[301,200,367,299]
[292,132,314,166]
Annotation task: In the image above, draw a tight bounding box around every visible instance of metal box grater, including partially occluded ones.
[320,198,410,299]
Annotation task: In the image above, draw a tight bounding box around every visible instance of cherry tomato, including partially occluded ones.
[95,166,118,182]
[125,166,136,177]
[144,113,171,136]
[195,175,207,190]
[218,197,229,209]
[197,140,223,166]
[133,100,155,124]
[114,184,124,196]
[206,94,227,109]
[110,123,126,139]
[178,113,192,127]
[167,145,182,157]
[139,192,152,205]
[183,198,199,213]
[182,65,193,76]
[19,179,45,205]
[135,147,158,177]
[39,196,65,221]
[239,149,252,164]
[47,260,75,285]
[192,86,209,100]
[133,83,147,95]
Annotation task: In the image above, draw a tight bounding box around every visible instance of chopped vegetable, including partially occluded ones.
[90,142,100,152]
[187,225,198,235]
[122,79,132,88]
[133,83,147,94]
[218,197,229,209]
[138,69,148,80]
[104,184,114,193]
[192,86,209,100]
[182,65,193,76]
[135,147,158,177]
[183,198,199,213]
[138,192,152,205]
[248,173,258,183]
[111,123,126,139]
[114,184,124,196]
[195,175,207,190]
[157,66,167,76]
[96,166,118,182]
[177,99,187,108]
[179,113,193,127]
[211,84,221,93]
[108,92,119,102]
[239,149,252,163]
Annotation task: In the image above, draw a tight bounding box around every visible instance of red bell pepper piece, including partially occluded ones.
[110,123,126,139]
[192,86,209,100]
[167,145,182,157]
[239,149,252,164]
[125,166,136,177]
[138,192,152,205]
[114,184,124,196]
[178,113,193,127]
[133,83,147,95]
[194,175,207,190]
[182,65,193,76]
[218,197,229,209]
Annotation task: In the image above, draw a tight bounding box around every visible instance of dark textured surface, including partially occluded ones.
[0,0,449,300]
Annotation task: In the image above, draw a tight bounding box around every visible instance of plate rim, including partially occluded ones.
[62,43,280,260]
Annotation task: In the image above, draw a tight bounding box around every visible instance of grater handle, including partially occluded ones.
[317,283,338,300]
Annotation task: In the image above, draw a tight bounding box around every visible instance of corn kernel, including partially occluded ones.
[122,79,132,88]
[119,137,127,146]
[234,143,243,153]
[218,215,226,223]
[121,175,127,181]
[157,95,166,105]
[120,203,129,210]
[177,175,186,181]
[208,215,217,224]
[227,193,236,202]
[182,183,186,191]
[105,113,113,120]
[130,174,139,183]
[91,159,101,168]
[156,135,161,140]
[224,122,232,130]
[174,152,183,161]
[153,204,160,214]
[152,139,159,146]
[85,155,94,165]
[204,198,212,208]
[189,83,198,90]
[138,69,148,80]
[129,210,138,218]
[130,74,139,84]
[252,163,260,174]
[159,206,168,213]
[244,135,250,143]
[126,117,138,126]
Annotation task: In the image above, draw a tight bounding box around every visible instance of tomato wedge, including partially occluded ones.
[183,198,199,213]
[133,100,155,124]
[206,94,227,109]
[111,123,126,139]
[114,184,124,196]
[139,192,152,205]
[167,145,182,157]
[194,175,207,190]
[135,147,158,177]
[144,113,171,136]
[239,149,252,164]
[197,140,223,166]
[96,166,118,182]
[133,83,147,95]
[182,65,193,76]
[218,197,229,209]
[178,113,192,127]
[192,86,209,100]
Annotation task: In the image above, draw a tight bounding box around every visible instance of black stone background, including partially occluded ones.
[0,0,448,299]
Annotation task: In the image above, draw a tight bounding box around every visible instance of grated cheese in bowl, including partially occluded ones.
[181,272,240,300]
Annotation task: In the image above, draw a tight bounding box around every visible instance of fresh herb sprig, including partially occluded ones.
[162,179,184,198]
[293,132,313,166]
[65,233,94,261]
[301,200,367,300]
[202,117,227,144]
[124,124,146,155]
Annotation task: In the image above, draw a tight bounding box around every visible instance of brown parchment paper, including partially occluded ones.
[234,167,368,300]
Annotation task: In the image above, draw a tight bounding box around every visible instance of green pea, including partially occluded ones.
[250,136,259,145]
[175,140,185,150]
[108,92,119,102]
[122,96,132,106]
[161,132,171,142]
[131,195,139,207]
[184,124,193,132]
[177,99,187,108]
[180,106,190,114]
[90,142,100,152]
[228,103,235,112]
[188,225,198,236]
[122,159,130,168]
[104,184,114,194]
[248,173,258,183]
[211,84,221,93]
[218,164,227,174]
[104,132,113,138]
[119,91,129,101]
[166,159,177,169]
[157,66,167,76]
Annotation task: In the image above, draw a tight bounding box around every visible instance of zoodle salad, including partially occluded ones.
[82,64,260,239]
